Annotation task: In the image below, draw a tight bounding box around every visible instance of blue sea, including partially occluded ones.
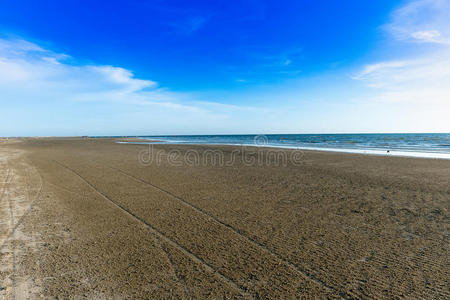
[126,133,450,159]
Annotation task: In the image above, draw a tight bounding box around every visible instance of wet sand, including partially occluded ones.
[0,138,449,298]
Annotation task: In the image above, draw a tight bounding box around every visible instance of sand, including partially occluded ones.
[0,138,449,298]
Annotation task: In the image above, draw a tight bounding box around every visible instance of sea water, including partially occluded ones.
[122,133,450,159]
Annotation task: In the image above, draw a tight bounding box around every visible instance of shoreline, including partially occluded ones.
[117,140,450,160]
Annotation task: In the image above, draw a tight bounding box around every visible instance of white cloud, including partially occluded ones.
[385,0,450,44]
[0,37,206,109]
[356,53,450,109]
[0,38,46,55]
[411,30,446,43]
[354,60,413,80]
[355,0,450,109]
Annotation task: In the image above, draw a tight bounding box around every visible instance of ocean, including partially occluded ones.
[125,133,450,159]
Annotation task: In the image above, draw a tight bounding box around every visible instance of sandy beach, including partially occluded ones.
[0,138,449,298]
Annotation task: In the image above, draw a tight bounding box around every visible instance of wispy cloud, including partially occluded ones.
[348,0,450,132]
[228,46,303,83]
[411,30,448,44]
[0,37,200,109]
[170,16,208,35]
[354,0,450,109]
[254,47,302,68]
[384,0,450,44]
[356,55,450,105]
[354,60,413,81]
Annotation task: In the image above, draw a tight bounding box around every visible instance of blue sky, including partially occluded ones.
[1,0,449,136]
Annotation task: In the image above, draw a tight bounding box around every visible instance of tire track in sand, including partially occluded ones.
[45,176,191,298]
[0,161,44,299]
[109,165,351,299]
[24,164,45,293]
[0,168,11,204]
[52,159,253,299]
[157,237,191,298]
[0,167,43,251]
[5,172,17,300]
